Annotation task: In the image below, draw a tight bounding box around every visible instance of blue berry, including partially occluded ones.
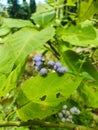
[55,62,62,68]
[40,68,48,75]
[47,61,55,67]
[35,61,43,67]
[33,54,42,62]
[57,66,67,74]
[54,62,62,71]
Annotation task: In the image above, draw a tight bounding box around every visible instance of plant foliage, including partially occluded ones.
[0,0,98,130]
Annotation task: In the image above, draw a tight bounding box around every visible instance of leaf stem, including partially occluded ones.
[0,120,97,130]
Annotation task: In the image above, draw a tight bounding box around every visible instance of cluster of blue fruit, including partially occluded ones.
[58,105,80,123]
[32,54,68,76]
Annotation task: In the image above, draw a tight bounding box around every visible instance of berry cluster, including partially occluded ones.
[32,54,68,76]
[58,105,80,123]
[48,61,67,74]
[33,54,46,75]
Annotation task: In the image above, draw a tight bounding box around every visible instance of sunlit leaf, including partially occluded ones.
[0,58,26,97]
[0,74,6,87]
[0,27,10,36]
[6,26,55,64]
[2,18,34,28]
[56,22,97,47]
[17,73,82,121]
[77,0,98,23]
[0,44,15,75]
[31,11,55,28]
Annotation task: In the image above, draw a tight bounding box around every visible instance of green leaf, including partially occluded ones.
[17,73,82,121]
[57,22,97,47]
[80,72,95,81]
[37,4,54,13]
[0,58,26,97]
[31,11,55,28]
[2,18,34,28]
[66,0,76,6]
[77,82,98,108]
[0,44,15,75]
[6,26,55,64]
[0,26,55,77]
[0,27,10,36]
[0,74,6,87]
[77,0,98,23]
[63,50,98,81]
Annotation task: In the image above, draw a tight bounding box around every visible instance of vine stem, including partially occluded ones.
[0,120,97,130]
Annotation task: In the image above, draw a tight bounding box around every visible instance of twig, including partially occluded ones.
[0,120,97,130]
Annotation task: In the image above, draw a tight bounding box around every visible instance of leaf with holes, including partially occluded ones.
[16,73,82,121]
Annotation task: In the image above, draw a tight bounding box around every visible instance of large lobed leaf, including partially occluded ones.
[16,73,82,121]
[56,22,98,47]
[0,27,10,37]
[0,26,55,97]
[0,26,55,76]
[0,44,15,75]
[6,26,55,64]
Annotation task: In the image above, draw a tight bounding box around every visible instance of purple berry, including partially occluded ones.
[57,66,67,73]
[36,61,43,66]
[40,68,47,75]
[33,54,42,62]
[55,62,62,67]
[54,62,62,70]
[48,61,55,67]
